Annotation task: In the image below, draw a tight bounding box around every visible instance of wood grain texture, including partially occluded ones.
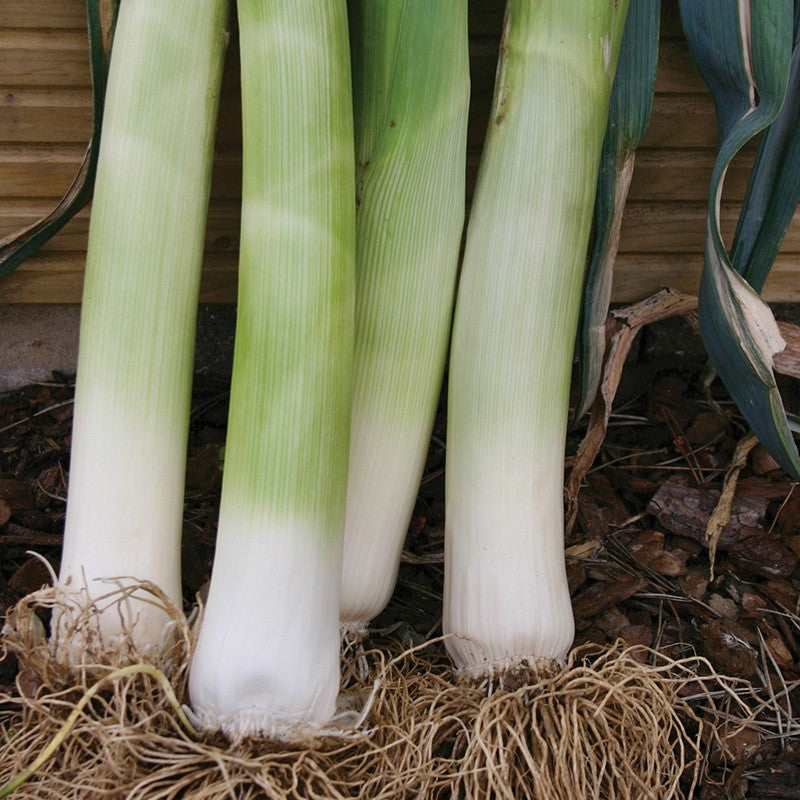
[612,255,800,302]
[4,2,86,29]
[6,198,793,257]
[3,251,795,305]
[0,251,237,303]
[0,29,90,87]
[1,0,798,304]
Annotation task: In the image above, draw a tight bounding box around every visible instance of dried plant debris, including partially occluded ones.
[1,595,789,800]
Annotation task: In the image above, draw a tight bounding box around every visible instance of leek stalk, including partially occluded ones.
[188,0,355,739]
[444,0,629,675]
[54,0,228,658]
[340,0,469,630]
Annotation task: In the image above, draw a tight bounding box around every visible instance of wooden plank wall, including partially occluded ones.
[1,0,798,303]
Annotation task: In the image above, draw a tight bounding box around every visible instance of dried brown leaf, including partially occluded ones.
[567,289,698,533]
[706,433,759,580]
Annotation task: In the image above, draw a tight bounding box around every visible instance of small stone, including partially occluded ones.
[686,411,729,446]
[596,605,629,638]
[621,475,660,495]
[619,620,652,648]
[573,626,608,647]
[707,593,738,620]
[741,591,765,616]
[566,562,587,595]
[571,574,648,621]
[728,530,796,579]
[628,529,664,568]
[34,464,65,506]
[650,548,689,577]
[682,567,709,601]
[7,556,53,596]
[0,478,35,517]
[701,621,758,679]
[763,579,797,609]
[714,724,763,765]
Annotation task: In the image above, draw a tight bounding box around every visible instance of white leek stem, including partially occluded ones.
[55,0,228,659]
[188,0,355,739]
[443,0,629,675]
[340,0,469,627]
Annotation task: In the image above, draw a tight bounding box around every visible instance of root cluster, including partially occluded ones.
[1,590,764,799]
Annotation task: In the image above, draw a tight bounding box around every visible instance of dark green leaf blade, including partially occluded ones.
[679,0,764,143]
[732,17,800,291]
[574,0,660,423]
[699,241,799,478]
[680,0,800,479]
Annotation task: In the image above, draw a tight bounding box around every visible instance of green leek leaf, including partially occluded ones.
[732,10,800,291]
[679,0,800,479]
[574,0,660,422]
[0,0,119,279]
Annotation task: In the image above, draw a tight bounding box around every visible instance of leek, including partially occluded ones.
[339,0,469,630]
[188,0,355,738]
[444,0,629,675]
[54,0,228,657]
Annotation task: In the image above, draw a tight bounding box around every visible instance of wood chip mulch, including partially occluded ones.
[1,311,798,799]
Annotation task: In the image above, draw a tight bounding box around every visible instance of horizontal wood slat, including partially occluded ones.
[0,147,760,205]
[0,88,92,144]
[0,145,244,200]
[1,26,707,96]
[4,2,86,29]
[4,198,796,258]
[0,252,237,303]
[612,255,800,302]
[0,29,90,88]
[0,200,240,254]
[0,88,242,145]
[3,251,797,305]
[1,0,798,305]
[2,87,725,149]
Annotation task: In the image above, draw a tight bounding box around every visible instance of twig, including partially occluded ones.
[0,399,75,435]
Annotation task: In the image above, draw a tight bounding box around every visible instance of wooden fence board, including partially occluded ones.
[1,0,798,305]
[5,198,795,258]
[4,2,86,29]
[0,30,89,88]
[5,252,797,306]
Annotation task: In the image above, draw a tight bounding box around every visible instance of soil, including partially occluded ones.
[0,311,798,798]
